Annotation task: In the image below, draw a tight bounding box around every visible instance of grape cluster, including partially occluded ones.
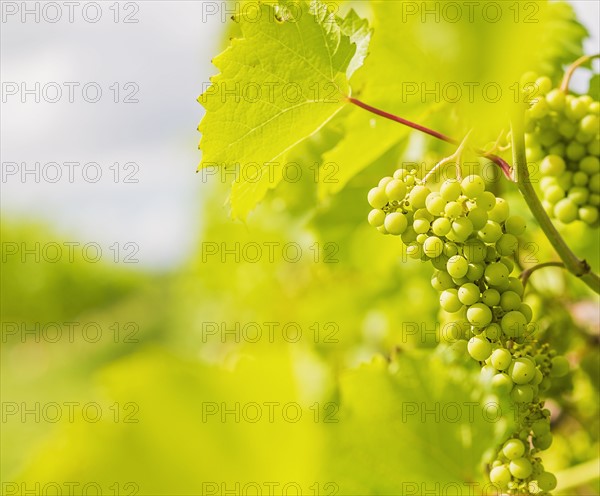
[368,168,569,495]
[523,75,600,226]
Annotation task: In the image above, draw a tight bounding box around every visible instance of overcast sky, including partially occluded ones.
[1,1,598,269]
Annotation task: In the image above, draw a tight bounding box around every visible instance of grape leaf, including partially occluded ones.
[197,1,370,219]
[321,351,514,494]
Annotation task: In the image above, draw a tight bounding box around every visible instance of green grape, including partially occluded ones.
[484,323,502,340]
[550,355,569,377]
[445,201,464,218]
[501,311,527,338]
[579,156,600,175]
[496,233,518,256]
[529,97,549,119]
[393,168,408,180]
[440,289,463,313]
[466,303,493,327]
[461,174,486,198]
[482,289,501,307]
[440,179,462,201]
[566,141,586,161]
[546,88,565,110]
[556,170,573,190]
[431,254,449,271]
[431,271,454,291]
[491,349,512,371]
[510,357,536,384]
[509,457,533,479]
[423,236,444,258]
[532,368,543,385]
[385,179,408,202]
[466,263,485,281]
[467,206,488,230]
[504,215,527,236]
[502,438,525,460]
[414,208,433,221]
[409,185,431,209]
[568,186,589,205]
[463,239,486,263]
[590,173,600,192]
[518,303,533,323]
[536,76,552,94]
[554,197,578,223]
[368,187,388,209]
[426,193,446,215]
[447,255,469,279]
[511,384,534,403]
[573,171,589,186]
[443,242,459,257]
[401,226,417,244]
[540,155,565,176]
[507,277,524,296]
[476,191,497,211]
[368,209,386,227]
[579,205,599,224]
[500,291,521,311]
[580,114,599,135]
[406,243,423,259]
[488,198,510,223]
[485,262,510,286]
[468,335,492,361]
[536,472,557,491]
[533,433,553,450]
[432,217,452,236]
[451,217,474,241]
[413,218,430,234]
[543,184,565,203]
[491,372,513,393]
[532,420,551,437]
[452,276,469,286]
[489,465,511,489]
[378,176,394,188]
[458,283,480,305]
[481,363,496,381]
[566,97,588,120]
[384,212,408,235]
[478,220,503,243]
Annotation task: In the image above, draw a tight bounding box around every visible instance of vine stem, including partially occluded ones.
[510,113,600,294]
[345,97,513,179]
[559,53,600,92]
[520,261,565,288]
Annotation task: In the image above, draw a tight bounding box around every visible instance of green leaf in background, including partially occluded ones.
[14,348,329,495]
[197,1,370,218]
[322,352,514,494]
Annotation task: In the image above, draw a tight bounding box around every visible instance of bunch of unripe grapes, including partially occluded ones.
[523,75,599,226]
[368,168,569,494]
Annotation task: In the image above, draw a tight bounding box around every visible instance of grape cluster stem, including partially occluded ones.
[559,53,600,93]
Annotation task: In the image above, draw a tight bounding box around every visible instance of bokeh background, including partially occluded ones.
[2,1,599,495]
